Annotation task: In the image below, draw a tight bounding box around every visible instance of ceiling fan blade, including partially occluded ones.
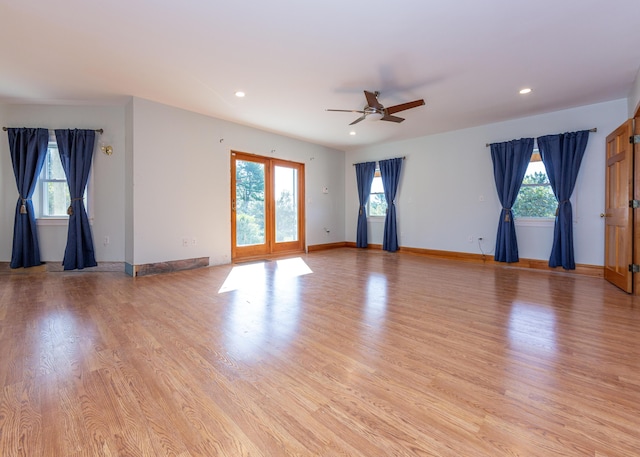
[381,114,404,123]
[364,90,383,110]
[349,115,367,125]
[326,109,366,113]
[385,99,425,115]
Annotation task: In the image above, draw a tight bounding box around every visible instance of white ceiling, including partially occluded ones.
[1,0,639,151]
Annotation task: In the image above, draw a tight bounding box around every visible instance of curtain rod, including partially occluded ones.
[3,127,104,134]
[352,156,406,166]
[485,128,597,147]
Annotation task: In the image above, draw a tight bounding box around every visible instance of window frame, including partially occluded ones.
[367,168,387,218]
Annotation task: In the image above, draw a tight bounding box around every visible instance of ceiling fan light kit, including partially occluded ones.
[327,90,425,125]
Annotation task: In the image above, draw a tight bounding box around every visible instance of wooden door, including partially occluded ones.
[633,107,640,294]
[604,120,634,292]
[231,151,305,262]
[231,153,271,260]
[270,159,306,255]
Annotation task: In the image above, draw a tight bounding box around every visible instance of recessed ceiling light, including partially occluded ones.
[519,88,532,95]
[349,131,356,136]
[235,91,245,98]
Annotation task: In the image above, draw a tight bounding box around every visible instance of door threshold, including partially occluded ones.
[232,250,306,265]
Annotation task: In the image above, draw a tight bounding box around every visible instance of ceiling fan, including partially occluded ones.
[326,90,425,125]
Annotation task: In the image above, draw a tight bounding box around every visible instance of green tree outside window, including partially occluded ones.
[513,163,557,218]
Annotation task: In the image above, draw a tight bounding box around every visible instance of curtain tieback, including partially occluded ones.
[503,207,512,222]
[555,200,570,216]
[19,197,30,214]
[359,205,364,216]
[67,197,84,216]
[385,200,396,215]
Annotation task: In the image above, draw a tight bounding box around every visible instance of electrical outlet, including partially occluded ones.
[182,238,189,247]
[191,237,197,246]
[467,235,473,243]
[478,236,484,242]
[103,236,110,246]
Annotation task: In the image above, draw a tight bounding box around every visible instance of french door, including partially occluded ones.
[231,151,305,261]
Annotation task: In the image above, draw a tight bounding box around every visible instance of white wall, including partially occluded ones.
[0,104,126,262]
[0,104,11,262]
[0,99,345,268]
[124,99,134,266]
[1,96,630,269]
[129,98,345,266]
[629,67,640,116]
[345,99,628,266]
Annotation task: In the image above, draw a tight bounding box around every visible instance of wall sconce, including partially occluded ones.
[101,145,113,155]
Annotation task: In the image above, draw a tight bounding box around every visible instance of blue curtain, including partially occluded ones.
[7,128,49,268]
[355,161,376,248]
[537,130,590,269]
[379,157,403,252]
[55,129,98,270]
[490,138,534,263]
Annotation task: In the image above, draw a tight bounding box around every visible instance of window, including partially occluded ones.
[368,169,387,217]
[34,141,89,221]
[513,150,556,219]
[39,143,70,217]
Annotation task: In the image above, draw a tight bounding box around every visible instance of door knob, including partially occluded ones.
[600,213,608,218]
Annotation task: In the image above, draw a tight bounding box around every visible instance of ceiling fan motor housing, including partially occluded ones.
[326,90,425,125]
[365,107,384,121]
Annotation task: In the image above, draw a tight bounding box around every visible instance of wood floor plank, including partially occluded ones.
[1,248,640,456]
[76,369,121,456]
[0,383,24,456]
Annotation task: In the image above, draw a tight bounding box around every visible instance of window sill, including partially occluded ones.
[37,217,94,226]
[515,217,555,227]
[37,218,68,226]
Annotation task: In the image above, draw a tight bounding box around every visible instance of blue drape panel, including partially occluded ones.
[55,129,98,270]
[7,128,49,268]
[490,138,534,263]
[355,162,376,248]
[537,130,589,270]
[379,157,403,252]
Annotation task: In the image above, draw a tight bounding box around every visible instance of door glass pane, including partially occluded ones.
[275,165,298,243]
[236,160,265,246]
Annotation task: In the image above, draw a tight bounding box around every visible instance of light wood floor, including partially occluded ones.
[1,249,639,456]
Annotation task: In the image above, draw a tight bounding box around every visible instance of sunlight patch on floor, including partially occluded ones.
[275,257,313,277]
[218,257,312,293]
